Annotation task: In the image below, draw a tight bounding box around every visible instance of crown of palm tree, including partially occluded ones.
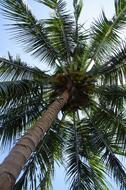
[0,0,126,189]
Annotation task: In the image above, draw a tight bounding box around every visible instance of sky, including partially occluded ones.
[0,0,123,190]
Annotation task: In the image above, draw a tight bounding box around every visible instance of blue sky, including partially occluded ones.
[0,0,123,190]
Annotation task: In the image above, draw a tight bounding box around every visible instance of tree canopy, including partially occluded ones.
[0,0,126,189]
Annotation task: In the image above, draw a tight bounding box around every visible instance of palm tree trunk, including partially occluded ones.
[0,90,69,190]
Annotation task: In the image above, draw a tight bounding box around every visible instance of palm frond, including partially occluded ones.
[90,42,126,85]
[0,76,50,148]
[0,94,45,148]
[80,108,126,189]
[71,28,89,71]
[95,85,126,111]
[73,0,83,22]
[115,0,126,17]
[36,0,57,9]
[89,103,126,152]
[64,118,109,190]
[84,113,126,190]
[44,0,74,65]
[104,153,126,190]
[73,0,83,44]
[89,0,126,63]
[0,55,49,81]
[0,80,43,105]
[0,0,59,66]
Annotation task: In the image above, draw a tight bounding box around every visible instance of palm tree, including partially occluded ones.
[0,0,126,189]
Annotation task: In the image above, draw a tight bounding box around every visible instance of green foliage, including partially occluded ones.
[89,0,126,64]
[44,0,74,64]
[85,107,126,190]
[73,0,83,21]
[0,0,126,190]
[0,0,58,66]
[64,119,109,190]
[0,54,49,81]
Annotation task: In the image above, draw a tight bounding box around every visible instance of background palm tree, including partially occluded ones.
[0,0,126,189]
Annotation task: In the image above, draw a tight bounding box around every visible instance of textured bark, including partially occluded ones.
[0,90,69,190]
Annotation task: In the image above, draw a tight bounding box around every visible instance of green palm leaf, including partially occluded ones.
[0,55,50,146]
[90,42,126,85]
[36,0,57,9]
[0,0,59,66]
[44,0,74,65]
[0,55,49,81]
[95,85,126,111]
[0,80,42,104]
[64,118,109,190]
[80,113,126,190]
[89,0,126,64]
[0,94,45,147]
